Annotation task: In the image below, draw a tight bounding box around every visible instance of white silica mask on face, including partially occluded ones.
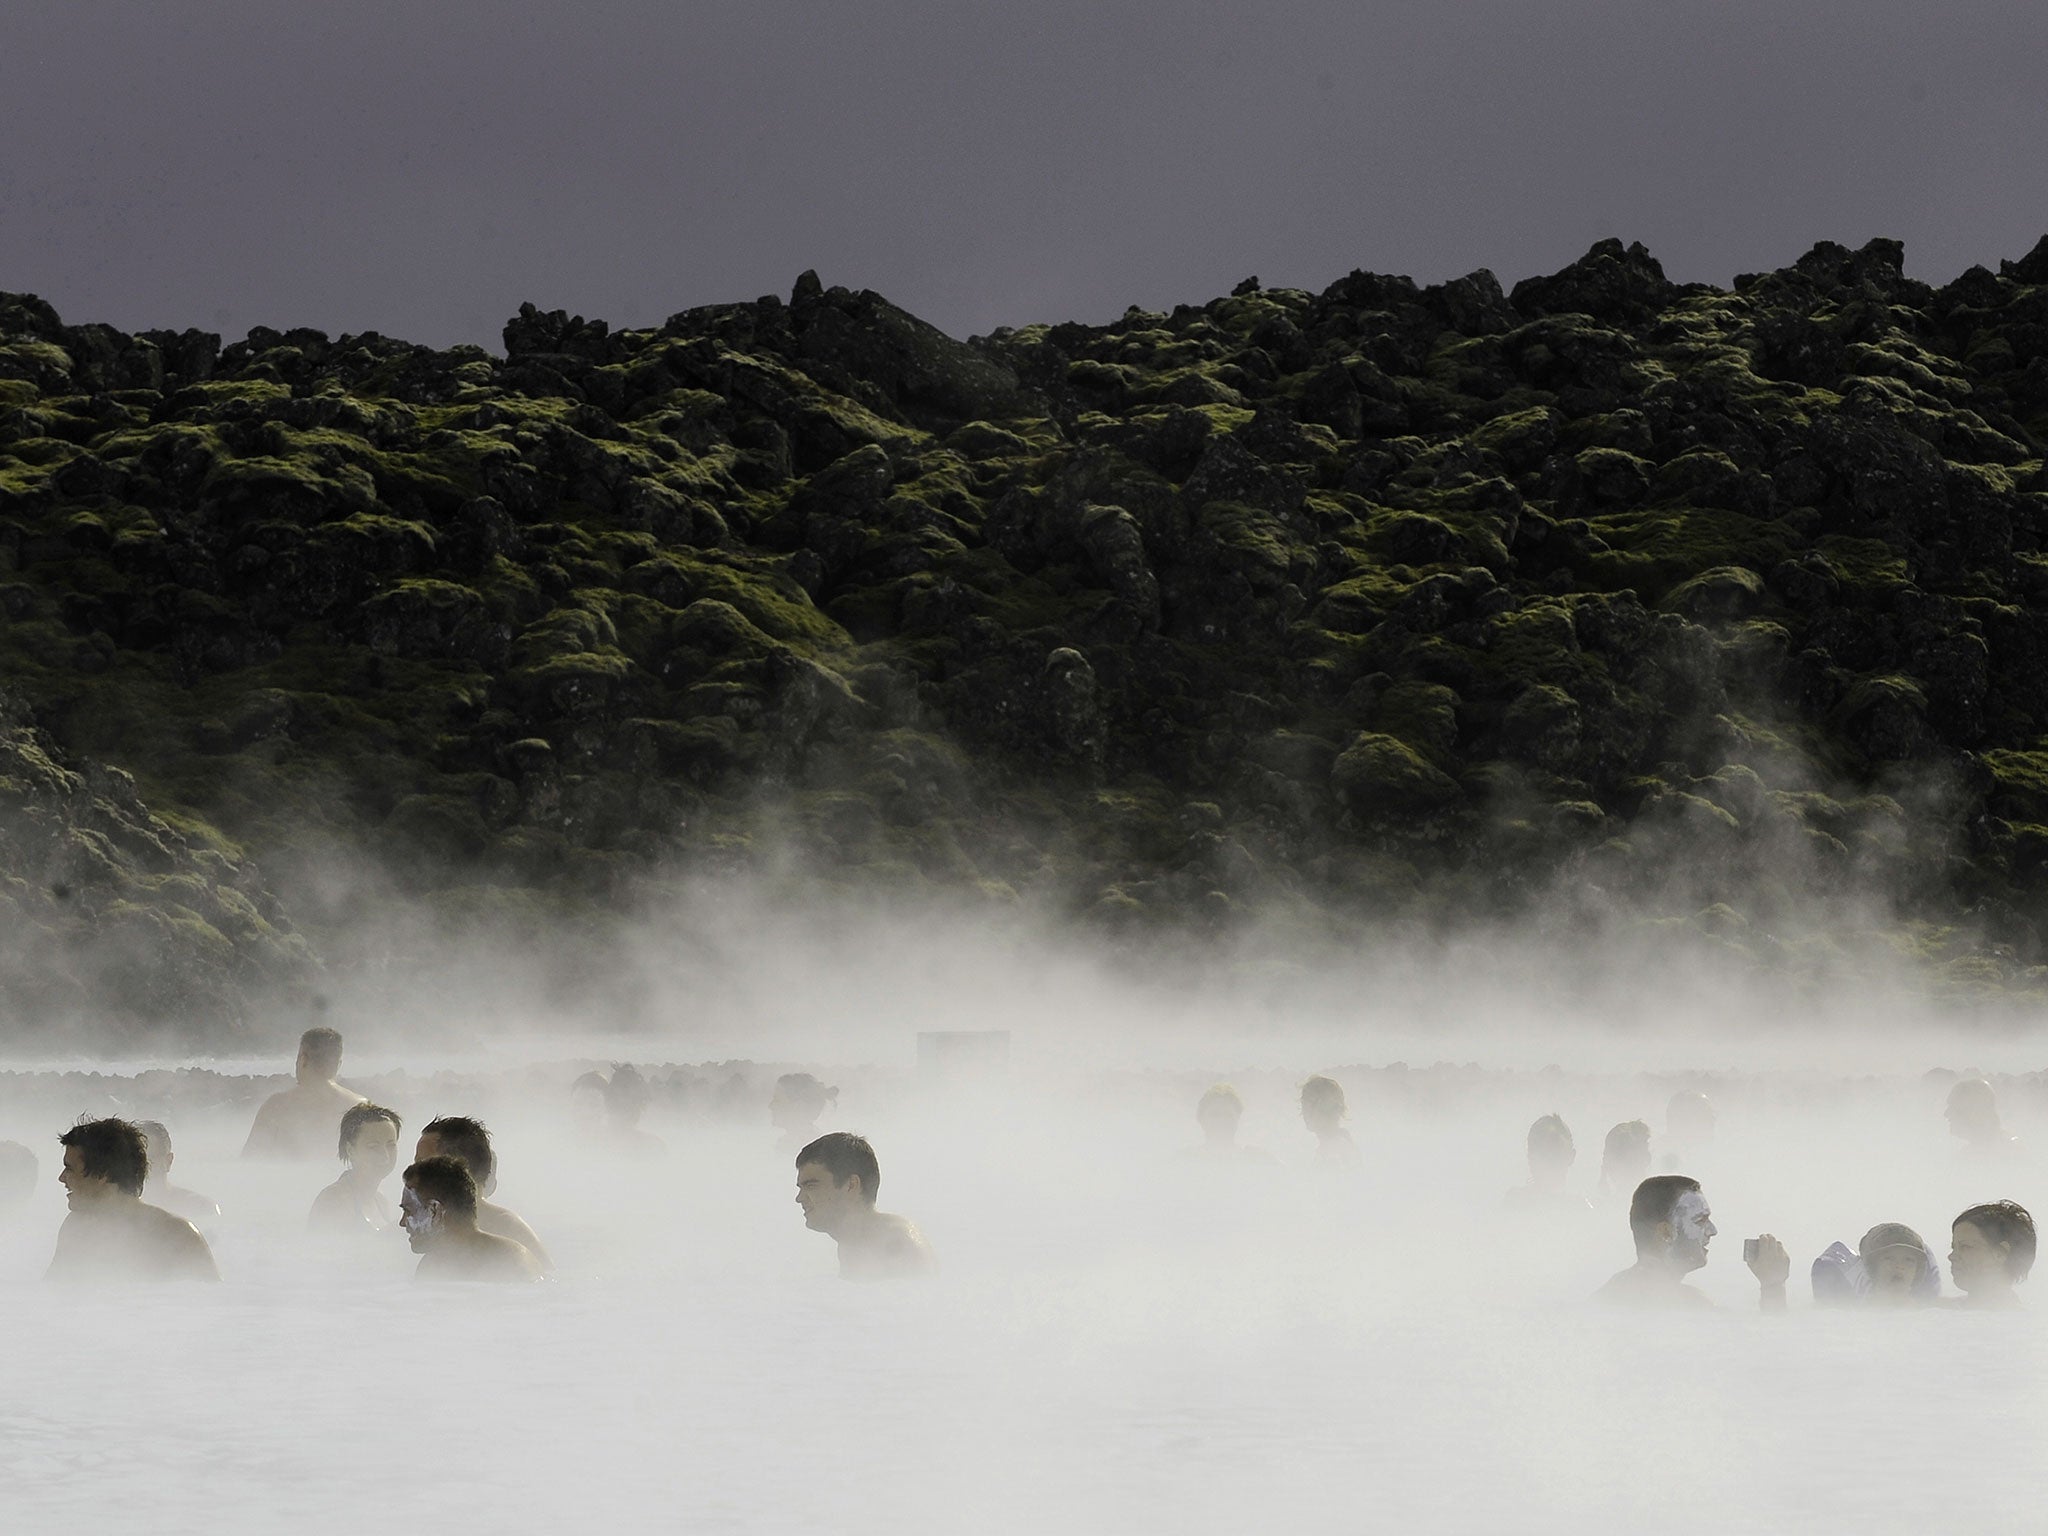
[1669,1191,1713,1260]
[400,1188,438,1240]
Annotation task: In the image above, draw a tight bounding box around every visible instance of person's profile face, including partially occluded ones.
[349,1119,400,1181]
[1867,1250,1925,1302]
[58,1145,110,1210]
[794,1161,855,1231]
[1301,1099,1341,1136]
[1666,1191,1715,1272]
[1950,1221,2008,1292]
[398,1182,438,1252]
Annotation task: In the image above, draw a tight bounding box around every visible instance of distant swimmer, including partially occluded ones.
[1505,1114,1593,1211]
[570,1071,610,1133]
[48,1118,219,1282]
[604,1064,667,1155]
[415,1116,553,1273]
[1659,1090,1715,1171]
[1948,1200,2034,1308]
[1945,1079,2022,1160]
[1597,1121,1651,1203]
[1299,1076,1361,1169]
[0,1140,37,1222]
[771,1072,838,1153]
[1599,1175,1777,1308]
[134,1120,221,1226]
[794,1131,935,1280]
[241,1026,367,1160]
[1810,1223,1942,1306]
[1190,1084,1273,1163]
[400,1157,542,1283]
[310,1103,404,1234]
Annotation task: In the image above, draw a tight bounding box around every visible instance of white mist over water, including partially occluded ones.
[0,905,2044,1534]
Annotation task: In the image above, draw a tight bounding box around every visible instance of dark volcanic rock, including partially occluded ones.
[5,231,2048,1026]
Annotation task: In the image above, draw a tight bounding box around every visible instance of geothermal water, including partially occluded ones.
[2,1002,2045,1536]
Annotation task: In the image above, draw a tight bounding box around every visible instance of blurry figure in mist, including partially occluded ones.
[794,1131,935,1280]
[241,1027,367,1159]
[48,1118,219,1282]
[309,1103,404,1234]
[416,1116,554,1273]
[1299,1076,1360,1170]
[1599,1175,1728,1307]
[1811,1223,1942,1306]
[1659,1090,1715,1171]
[771,1072,838,1153]
[569,1071,610,1133]
[1945,1079,2021,1160]
[1505,1114,1592,1212]
[134,1120,221,1226]
[603,1065,667,1155]
[1948,1200,2034,1308]
[0,1140,38,1222]
[1598,1121,1651,1203]
[400,1157,542,1282]
[1189,1085,1273,1163]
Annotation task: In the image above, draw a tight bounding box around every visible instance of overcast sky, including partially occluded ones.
[4,1,2045,352]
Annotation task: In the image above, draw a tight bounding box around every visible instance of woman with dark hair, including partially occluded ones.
[1949,1200,2035,1308]
[309,1103,403,1234]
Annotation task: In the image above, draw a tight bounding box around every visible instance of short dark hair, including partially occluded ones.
[405,1156,479,1219]
[775,1072,836,1109]
[606,1063,650,1111]
[59,1117,149,1197]
[1602,1120,1650,1164]
[1527,1114,1573,1156]
[339,1102,402,1162]
[1956,1200,2036,1281]
[797,1131,879,1205]
[300,1026,344,1074]
[0,1140,37,1205]
[421,1115,495,1186]
[134,1119,171,1160]
[1628,1174,1702,1255]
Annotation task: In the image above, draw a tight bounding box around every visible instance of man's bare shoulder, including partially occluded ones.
[479,1201,552,1269]
[1597,1264,1709,1307]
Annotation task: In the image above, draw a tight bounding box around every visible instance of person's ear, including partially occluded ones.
[1655,1220,1674,1247]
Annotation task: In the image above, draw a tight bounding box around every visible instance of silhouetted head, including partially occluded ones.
[57,1118,148,1206]
[1196,1085,1244,1145]
[570,1071,609,1129]
[1945,1079,2004,1142]
[0,1140,37,1212]
[297,1026,344,1085]
[795,1131,879,1234]
[134,1120,173,1181]
[1629,1174,1712,1270]
[1526,1114,1575,1180]
[605,1064,651,1128]
[401,1156,479,1251]
[1600,1120,1651,1189]
[1951,1201,2035,1294]
[418,1116,496,1195]
[1665,1090,1714,1146]
[1858,1222,1939,1304]
[340,1103,403,1179]
[771,1073,837,1133]
[1300,1076,1347,1137]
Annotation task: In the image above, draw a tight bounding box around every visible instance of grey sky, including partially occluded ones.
[4,2,2045,352]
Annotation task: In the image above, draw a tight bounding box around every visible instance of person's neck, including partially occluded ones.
[832,1205,883,1245]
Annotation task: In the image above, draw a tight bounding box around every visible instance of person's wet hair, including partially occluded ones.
[797,1131,880,1204]
[301,1026,344,1076]
[1957,1200,2036,1280]
[606,1064,651,1113]
[405,1156,479,1219]
[339,1102,402,1161]
[59,1117,148,1197]
[135,1120,171,1163]
[1300,1076,1346,1118]
[1628,1175,1701,1254]
[1602,1120,1649,1166]
[0,1140,36,1207]
[1527,1114,1573,1158]
[421,1115,495,1186]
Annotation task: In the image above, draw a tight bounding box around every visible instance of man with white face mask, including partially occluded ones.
[399,1157,542,1283]
[1598,1174,1785,1308]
